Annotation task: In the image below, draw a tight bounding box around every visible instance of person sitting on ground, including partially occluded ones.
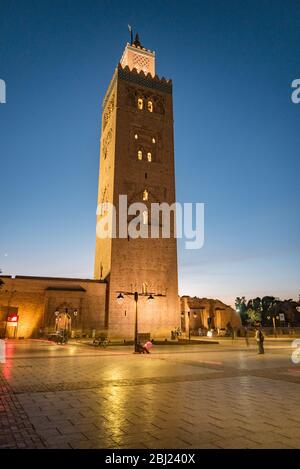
[142,340,153,354]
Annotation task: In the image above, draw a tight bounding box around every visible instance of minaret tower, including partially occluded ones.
[94,34,179,338]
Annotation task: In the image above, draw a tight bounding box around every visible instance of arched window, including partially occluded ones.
[138,98,143,110]
[143,189,148,201]
[134,134,138,140]
[152,137,156,144]
[147,152,152,162]
[142,282,148,294]
[143,210,148,225]
[147,101,153,112]
[138,150,143,160]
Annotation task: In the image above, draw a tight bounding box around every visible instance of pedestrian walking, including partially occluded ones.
[226,322,234,343]
[244,326,250,347]
[255,325,265,354]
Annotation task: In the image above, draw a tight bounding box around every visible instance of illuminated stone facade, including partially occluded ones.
[181,296,242,334]
[0,276,106,339]
[94,38,180,339]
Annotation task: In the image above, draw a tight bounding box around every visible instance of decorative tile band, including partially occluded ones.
[118,66,172,94]
[102,65,172,110]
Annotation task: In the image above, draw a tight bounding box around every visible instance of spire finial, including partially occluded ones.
[133,33,142,48]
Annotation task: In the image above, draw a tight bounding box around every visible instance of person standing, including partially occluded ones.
[255,325,265,354]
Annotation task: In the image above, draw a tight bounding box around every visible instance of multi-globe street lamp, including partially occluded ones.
[116,291,164,352]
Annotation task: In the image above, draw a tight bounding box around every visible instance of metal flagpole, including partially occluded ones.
[128,24,133,45]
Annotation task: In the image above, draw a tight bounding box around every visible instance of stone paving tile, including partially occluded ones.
[1,341,300,448]
[0,377,46,449]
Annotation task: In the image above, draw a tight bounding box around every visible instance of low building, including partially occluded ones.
[181,296,241,335]
[0,276,241,340]
[0,276,107,339]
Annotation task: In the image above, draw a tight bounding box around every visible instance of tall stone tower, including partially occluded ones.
[94,34,179,339]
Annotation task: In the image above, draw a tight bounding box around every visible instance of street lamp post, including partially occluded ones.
[181,311,188,339]
[272,316,277,338]
[117,291,163,352]
[272,315,279,338]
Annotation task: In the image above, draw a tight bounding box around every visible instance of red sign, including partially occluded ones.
[7,314,19,323]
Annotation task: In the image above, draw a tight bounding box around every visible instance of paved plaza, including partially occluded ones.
[1,338,300,449]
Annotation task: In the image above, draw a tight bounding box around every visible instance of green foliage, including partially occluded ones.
[235,296,248,324]
[247,308,262,323]
[253,297,262,313]
[237,295,300,325]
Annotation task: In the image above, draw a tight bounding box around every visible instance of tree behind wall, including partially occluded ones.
[237,295,300,326]
[235,297,248,324]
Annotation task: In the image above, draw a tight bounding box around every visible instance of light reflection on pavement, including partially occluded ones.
[1,339,300,449]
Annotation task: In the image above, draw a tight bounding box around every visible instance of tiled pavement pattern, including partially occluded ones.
[0,373,45,448]
[1,340,300,449]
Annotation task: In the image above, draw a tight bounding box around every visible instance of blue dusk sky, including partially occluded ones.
[0,0,299,306]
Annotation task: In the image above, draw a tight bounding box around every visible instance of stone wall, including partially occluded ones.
[0,276,107,339]
[180,296,242,334]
